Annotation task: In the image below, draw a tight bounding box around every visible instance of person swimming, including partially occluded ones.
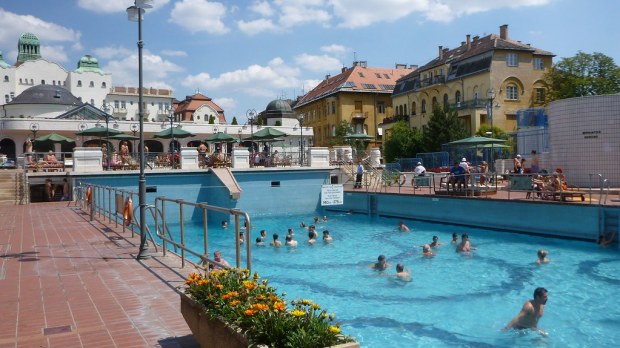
[371,255,389,271]
[536,249,550,264]
[322,230,333,243]
[395,263,412,282]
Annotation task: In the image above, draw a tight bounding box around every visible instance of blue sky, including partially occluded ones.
[0,0,617,123]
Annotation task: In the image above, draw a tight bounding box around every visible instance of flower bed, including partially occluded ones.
[182,268,358,348]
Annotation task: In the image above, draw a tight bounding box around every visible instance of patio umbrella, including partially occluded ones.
[34,133,75,143]
[152,127,196,139]
[447,135,506,145]
[343,133,374,140]
[109,133,140,141]
[248,127,287,140]
[75,126,124,137]
[204,132,237,143]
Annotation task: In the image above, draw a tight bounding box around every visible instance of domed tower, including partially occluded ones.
[261,99,297,126]
[16,32,41,66]
[75,55,104,73]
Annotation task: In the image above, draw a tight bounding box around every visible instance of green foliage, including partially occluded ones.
[383,120,422,163]
[545,51,620,101]
[231,117,238,125]
[327,121,354,146]
[275,120,282,126]
[184,269,354,348]
[422,104,467,152]
[475,124,515,157]
[208,115,215,124]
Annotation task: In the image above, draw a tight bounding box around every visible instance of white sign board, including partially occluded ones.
[321,184,343,206]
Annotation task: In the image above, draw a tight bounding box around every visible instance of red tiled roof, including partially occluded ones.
[174,92,226,123]
[296,64,413,107]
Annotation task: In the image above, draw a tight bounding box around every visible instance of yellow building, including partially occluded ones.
[294,61,413,147]
[390,25,554,136]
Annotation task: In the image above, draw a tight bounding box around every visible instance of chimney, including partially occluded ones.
[438,45,443,59]
[341,67,347,73]
[466,34,471,49]
[325,74,331,81]
[500,24,508,40]
[461,41,465,46]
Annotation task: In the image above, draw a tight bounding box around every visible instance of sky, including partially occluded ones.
[0,0,618,124]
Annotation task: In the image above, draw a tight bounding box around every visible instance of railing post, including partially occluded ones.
[202,204,208,263]
[178,199,185,268]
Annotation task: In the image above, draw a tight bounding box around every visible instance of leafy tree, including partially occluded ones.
[383,120,423,163]
[231,117,238,125]
[475,124,515,157]
[275,120,282,126]
[422,104,467,152]
[208,115,215,124]
[327,121,354,146]
[545,51,620,101]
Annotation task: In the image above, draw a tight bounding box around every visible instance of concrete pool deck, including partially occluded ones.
[0,201,199,348]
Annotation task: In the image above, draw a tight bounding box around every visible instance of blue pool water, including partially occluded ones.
[170,213,619,347]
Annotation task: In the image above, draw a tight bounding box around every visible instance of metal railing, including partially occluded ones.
[76,182,252,272]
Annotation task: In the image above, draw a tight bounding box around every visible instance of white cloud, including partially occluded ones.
[213,97,236,111]
[249,1,274,17]
[237,18,279,35]
[275,0,331,28]
[77,0,171,13]
[294,53,342,73]
[40,45,69,63]
[181,57,302,98]
[0,8,81,62]
[161,49,188,57]
[93,46,133,60]
[103,50,184,89]
[320,44,348,57]
[169,0,229,35]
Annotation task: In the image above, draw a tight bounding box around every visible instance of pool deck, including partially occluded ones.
[0,201,199,348]
[1,179,618,347]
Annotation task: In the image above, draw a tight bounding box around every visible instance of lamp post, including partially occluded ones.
[130,123,138,153]
[297,114,304,166]
[167,110,177,169]
[29,122,39,140]
[78,122,87,145]
[486,88,496,130]
[246,109,256,154]
[127,0,152,260]
[101,101,113,171]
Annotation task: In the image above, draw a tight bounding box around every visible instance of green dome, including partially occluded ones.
[18,32,39,45]
[16,32,41,64]
[76,55,103,73]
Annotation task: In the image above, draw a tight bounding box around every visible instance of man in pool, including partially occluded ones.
[322,230,333,243]
[270,233,282,247]
[285,234,298,247]
[397,220,410,232]
[371,255,390,270]
[429,236,442,248]
[451,233,459,244]
[536,249,550,264]
[456,233,476,253]
[395,263,412,282]
[503,287,548,334]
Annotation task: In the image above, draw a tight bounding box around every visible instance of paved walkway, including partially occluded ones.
[0,202,199,348]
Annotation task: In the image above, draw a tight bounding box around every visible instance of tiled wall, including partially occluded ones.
[547,94,620,187]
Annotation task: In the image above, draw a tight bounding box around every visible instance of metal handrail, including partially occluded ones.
[77,183,252,272]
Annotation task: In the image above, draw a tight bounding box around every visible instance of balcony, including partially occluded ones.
[351,111,368,119]
[114,108,127,114]
[419,75,446,89]
[381,115,409,125]
[449,99,487,110]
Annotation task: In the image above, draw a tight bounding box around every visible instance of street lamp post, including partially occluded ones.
[298,114,304,166]
[78,122,87,145]
[29,122,39,140]
[130,123,138,153]
[246,108,256,156]
[486,88,496,130]
[167,110,177,169]
[127,0,152,260]
[101,101,112,171]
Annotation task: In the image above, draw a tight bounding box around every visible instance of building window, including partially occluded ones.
[41,80,45,84]
[102,82,107,88]
[455,91,461,104]
[4,95,9,103]
[421,99,427,113]
[90,99,94,105]
[377,102,385,114]
[411,102,416,115]
[121,101,127,108]
[506,53,518,67]
[506,84,519,100]
[331,101,335,114]
[10,92,14,100]
[533,58,544,70]
[89,81,94,87]
[432,96,438,107]
[4,75,8,82]
[77,80,82,87]
[404,104,407,115]
[535,88,546,103]
[443,94,449,109]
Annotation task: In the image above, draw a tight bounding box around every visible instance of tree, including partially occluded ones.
[231,117,238,125]
[327,121,353,146]
[545,51,620,101]
[422,105,467,152]
[383,121,423,163]
[208,115,215,124]
[275,120,282,126]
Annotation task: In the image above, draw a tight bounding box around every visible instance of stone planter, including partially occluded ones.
[180,293,360,348]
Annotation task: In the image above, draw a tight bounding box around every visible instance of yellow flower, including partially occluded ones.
[291,309,306,317]
[329,326,340,334]
[321,312,328,319]
[215,284,224,290]
[244,309,257,316]
[229,300,241,307]
[185,272,202,284]
[273,301,286,311]
[243,280,256,290]
[311,303,321,310]
[301,299,312,306]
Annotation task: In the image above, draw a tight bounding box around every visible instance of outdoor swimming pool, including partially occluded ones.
[170,212,620,348]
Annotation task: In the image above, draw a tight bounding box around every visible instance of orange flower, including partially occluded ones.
[273,301,286,311]
[251,303,270,311]
[198,279,209,286]
[215,284,224,290]
[243,280,256,290]
[229,300,241,307]
[244,309,257,316]
[222,291,238,300]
